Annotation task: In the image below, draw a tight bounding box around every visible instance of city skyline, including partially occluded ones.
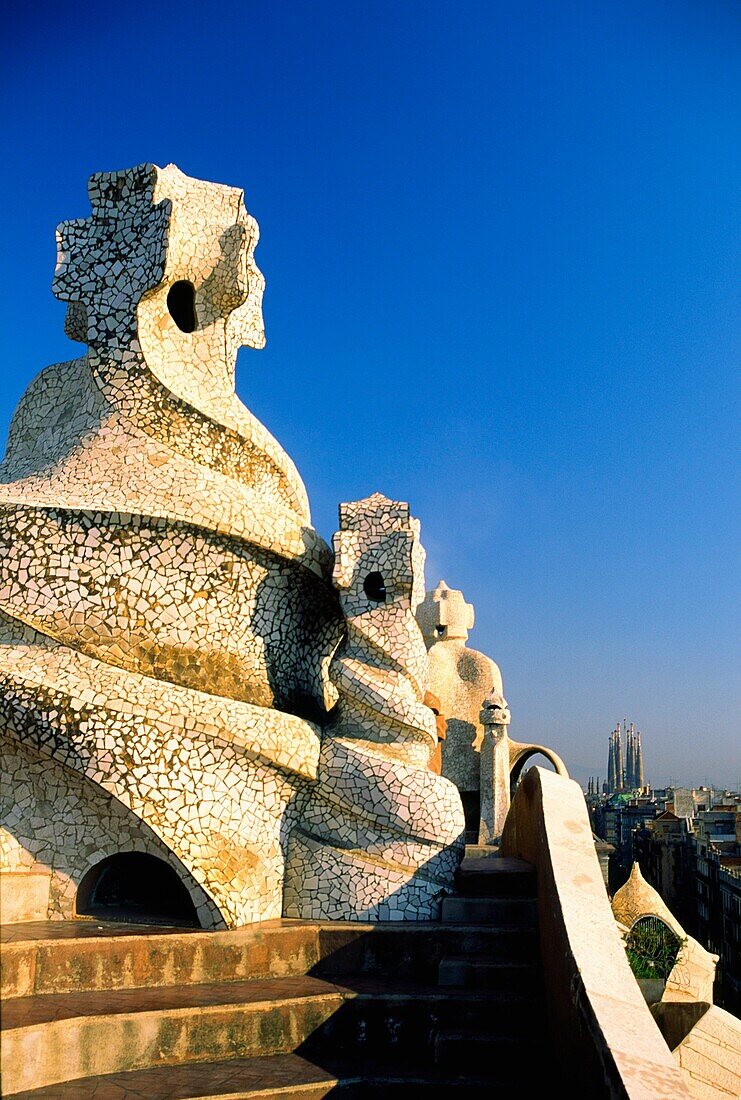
[585,718,741,797]
[1,1,738,787]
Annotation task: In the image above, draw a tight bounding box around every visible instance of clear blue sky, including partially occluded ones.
[2,1,739,787]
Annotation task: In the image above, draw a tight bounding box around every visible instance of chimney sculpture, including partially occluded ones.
[284,495,466,919]
[0,164,343,927]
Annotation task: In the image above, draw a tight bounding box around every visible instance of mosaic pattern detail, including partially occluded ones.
[1,164,467,929]
[284,494,465,920]
[1,738,222,926]
[0,163,343,927]
[417,581,503,793]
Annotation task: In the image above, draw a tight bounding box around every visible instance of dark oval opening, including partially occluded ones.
[363,571,387,603]
[167,280,197,333]
[626,916,682,979]
[76,852,200,927]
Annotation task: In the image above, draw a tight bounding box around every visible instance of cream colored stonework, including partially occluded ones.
[612,864,719,1006]
[0,163,343,927]
[416,581,503,792]
[284,496,465,919]
[672,1006,741,1100]
[477,689,568,844]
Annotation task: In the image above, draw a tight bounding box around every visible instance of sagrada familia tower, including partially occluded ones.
[605,719,645,794]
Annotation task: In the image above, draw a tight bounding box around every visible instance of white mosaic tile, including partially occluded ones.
[284,494,465,920]
[1,165,464,928]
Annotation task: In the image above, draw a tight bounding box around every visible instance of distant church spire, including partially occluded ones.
[635,730,645,789]
[607,723,625,793]
[606,720,646,793]
[626,723,635,788]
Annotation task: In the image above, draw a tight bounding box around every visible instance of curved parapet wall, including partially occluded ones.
[0,164,342,927]
[508,740,569,785]
[501,768,690,1099]
[284,494,466,920]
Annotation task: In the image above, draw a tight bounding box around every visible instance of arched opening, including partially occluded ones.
[167,280,197,333]
[76,852,200,926]
[363,571,387,603]
[626,916,682,979]
[510,750,559,797]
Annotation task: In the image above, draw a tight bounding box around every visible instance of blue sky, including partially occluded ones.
[2,1,739,786]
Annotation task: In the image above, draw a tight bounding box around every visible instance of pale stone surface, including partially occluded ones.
[416,580,502,792]
[0,870,50,923]
[417,580,567,840]
[612,863,718,1005]
[0,163,343,928]
[612,862,687,937]
[284,495,466,919]
[477,690,512,844]
[673,1005,741,1099]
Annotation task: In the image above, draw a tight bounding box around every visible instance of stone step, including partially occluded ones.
[455,855,536,898]
[1,918,533,998]
[440,896,538,925]
[463,844,500,860]
[438,956,540,992]
[4,1051,510,1099]
[435,1032,545,1077]
[1,974,540,1095]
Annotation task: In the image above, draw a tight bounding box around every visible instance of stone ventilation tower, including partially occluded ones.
[284,493,466,920]
[416,580,503,825]
[0,164,343,928]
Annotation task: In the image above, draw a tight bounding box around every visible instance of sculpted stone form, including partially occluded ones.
[612,863,718,1005]
[478,689,568,844]
[1,164,469,929]
[416,581,503,794]
[284,494,465,920]
[0,163,343,927]
[418,581,568,841]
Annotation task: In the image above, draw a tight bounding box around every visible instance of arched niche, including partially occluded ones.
[626,915,683,979]
[76,851,201,927]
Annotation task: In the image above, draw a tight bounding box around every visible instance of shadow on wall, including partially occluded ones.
[253,539,343,725]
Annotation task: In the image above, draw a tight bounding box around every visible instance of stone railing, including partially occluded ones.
[500,767,691,1099]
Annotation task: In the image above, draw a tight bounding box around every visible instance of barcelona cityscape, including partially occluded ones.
[586,720,740,1019]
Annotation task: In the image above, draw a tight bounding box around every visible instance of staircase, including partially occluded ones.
[1,852,557,1097]
[436,848,545,1078]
